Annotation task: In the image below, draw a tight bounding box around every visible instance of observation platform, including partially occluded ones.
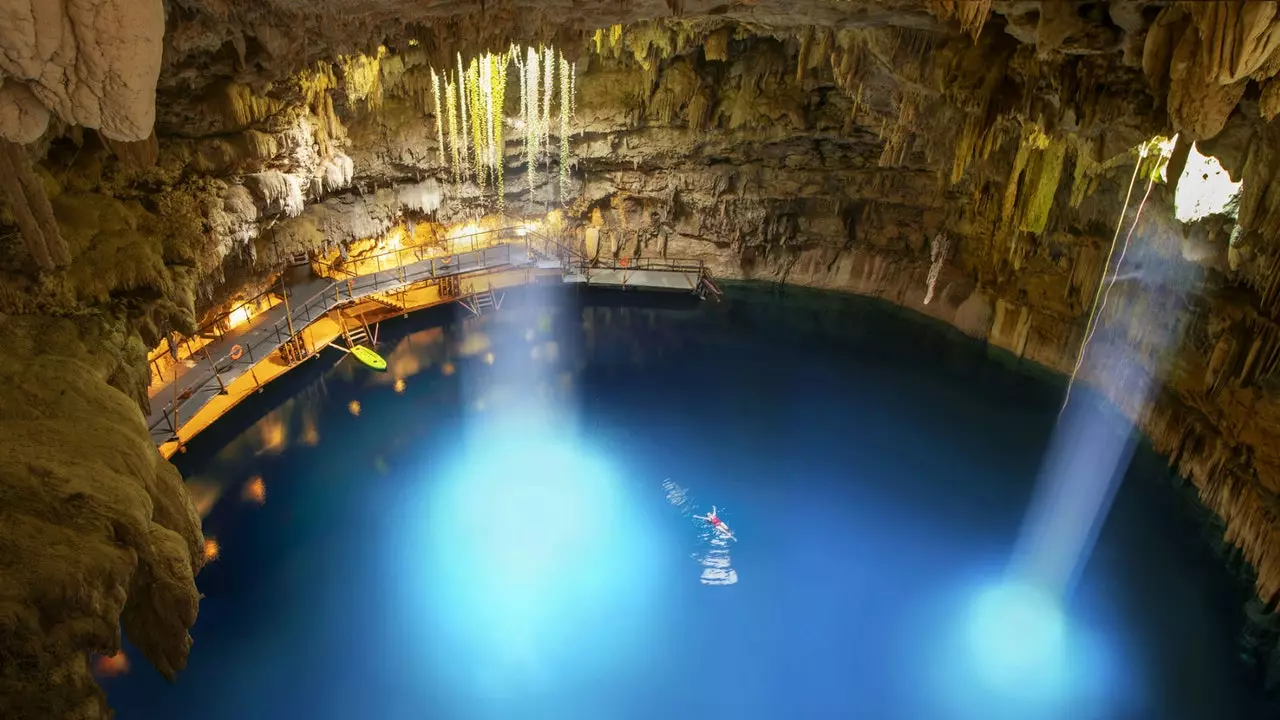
[563,263,704,293]
[147,227,721,455]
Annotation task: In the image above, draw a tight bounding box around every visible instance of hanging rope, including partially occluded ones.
[1059,145,1150,415]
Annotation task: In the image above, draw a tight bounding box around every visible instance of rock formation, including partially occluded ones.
[7,0,1280,715]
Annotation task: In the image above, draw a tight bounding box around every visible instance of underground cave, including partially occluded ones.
[4,1,1280,718]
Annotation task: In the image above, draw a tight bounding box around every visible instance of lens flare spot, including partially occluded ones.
[348,400,362,417]
[242,476,266,504]
[93,651,130,677]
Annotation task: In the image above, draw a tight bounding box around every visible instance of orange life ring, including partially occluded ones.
[230,344,244,361]
[440,255,453,265]
[618,257,631,268]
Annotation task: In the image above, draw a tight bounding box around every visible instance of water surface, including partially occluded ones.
[108,285,1263,719]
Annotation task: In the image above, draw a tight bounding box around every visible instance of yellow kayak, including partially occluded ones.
[350,344,387,371]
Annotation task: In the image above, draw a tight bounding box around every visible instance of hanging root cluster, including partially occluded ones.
[428,45,578,210]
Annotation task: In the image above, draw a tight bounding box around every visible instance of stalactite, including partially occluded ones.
[878,90,921,167]
[704,27,730,62]
[341,46,386,113]
[221,82,282,129]
[929,0,993,39]
[687,90,711,130]
[1018,136,1068,234]
[0,139,70,270]
[796,27,813,84]
[569,62,577,133]
[1000,124,1050,232]
[100,130,159,170]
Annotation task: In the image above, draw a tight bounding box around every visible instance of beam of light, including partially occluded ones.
[1060,164,1158,415]
[1013,391,1141,598]
[957,136,1218,717]
[380,281,667,714]
[1060,137,1171,414]
[1022,138,1178,601]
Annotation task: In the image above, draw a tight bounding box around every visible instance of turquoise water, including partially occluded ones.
[107,285,1264,719]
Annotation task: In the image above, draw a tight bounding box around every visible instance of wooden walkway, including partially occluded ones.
[148,227,724,453]
[147,232,530,447]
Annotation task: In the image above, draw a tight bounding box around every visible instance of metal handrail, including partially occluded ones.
[148,265,289,377]
[574,255,708,274]
[526,229,588,263]
[313,225,522,277]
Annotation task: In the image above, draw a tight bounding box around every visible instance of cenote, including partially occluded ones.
[104,285,1264,719]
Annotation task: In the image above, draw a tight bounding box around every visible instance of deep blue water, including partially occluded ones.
[107,285,1264,719]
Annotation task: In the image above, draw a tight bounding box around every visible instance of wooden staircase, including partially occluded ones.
[346,323,370,346]
[368,293,405,313]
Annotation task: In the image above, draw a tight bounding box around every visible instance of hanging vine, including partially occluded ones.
[542,46,555,160]
[525,46,540,195]
[457,53,470,174]
[431,69,445,168]
[492,53,508,212]
[560,51,572,199]
[445,78,460,187]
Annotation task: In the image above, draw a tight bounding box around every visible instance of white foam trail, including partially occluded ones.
[662,478,738,586]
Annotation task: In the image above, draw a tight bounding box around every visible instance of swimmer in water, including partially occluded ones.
[695,506,736,541]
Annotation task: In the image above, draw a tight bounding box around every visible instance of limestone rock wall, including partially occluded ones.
[0,315,204,719]
[0,0,166,143]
